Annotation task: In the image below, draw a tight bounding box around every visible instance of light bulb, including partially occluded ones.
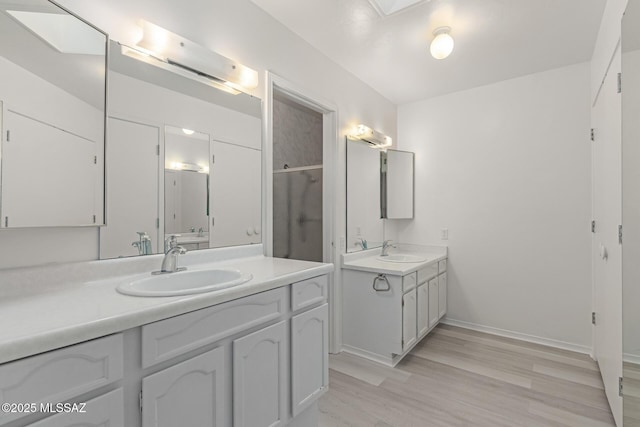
[430,27,454,60]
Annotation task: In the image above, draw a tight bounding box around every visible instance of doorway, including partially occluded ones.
[264,72,339,353]
[272,90,323,262]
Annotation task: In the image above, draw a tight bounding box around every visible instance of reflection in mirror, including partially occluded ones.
[0,0,107,228]
[382,149,415,219]
[346,138,383,252]
[99,41,262,259]
[164,126,210,251]
[622,1,640,424]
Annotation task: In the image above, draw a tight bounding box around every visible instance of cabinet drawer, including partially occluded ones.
[29,389,124,427]
[417,264,438,284]
[402,272,417,292]
[438,259,447,273]
[0,334,123,424]
[142,287,286,367]
[291,275,328,311]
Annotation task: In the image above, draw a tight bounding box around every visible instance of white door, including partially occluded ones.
[402,289,417,352]
[438,273,447,319]
[211,141,261,247]
[100,117,159,258]
[142,347,226,427]
[592,49,623,424]
[1,109,97,227]
[233,321,287,427]
[291,304,329,416]
[428,278,439,329]
[417,283,429,337]
[29,389,124,427]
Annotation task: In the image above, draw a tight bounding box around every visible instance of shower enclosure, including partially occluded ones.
[273,165,323,262]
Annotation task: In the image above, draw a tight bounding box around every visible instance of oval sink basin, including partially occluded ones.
[117,269,253,297]
[377,254,427,263]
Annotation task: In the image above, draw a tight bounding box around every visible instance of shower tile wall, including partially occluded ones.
[273,96,323,262]
[273,97,323,169]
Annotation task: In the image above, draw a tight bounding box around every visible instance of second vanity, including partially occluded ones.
[342,245,447,367]
[0,247,333,427]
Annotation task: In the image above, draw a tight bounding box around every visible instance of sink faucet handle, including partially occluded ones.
[165,234,181,252]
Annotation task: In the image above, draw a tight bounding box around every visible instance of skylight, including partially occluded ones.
[6,10,104,55]
[367,0,428,16]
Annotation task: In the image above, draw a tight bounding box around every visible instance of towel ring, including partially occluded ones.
[372,274,391,292]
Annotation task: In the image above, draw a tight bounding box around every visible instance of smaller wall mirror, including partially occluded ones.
[346,138,383,252]
[382,149,415,219]
[164,126,211,250]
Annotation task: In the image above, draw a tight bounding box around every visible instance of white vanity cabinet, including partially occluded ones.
[233,321,287,427]
[0,274,329,427]
[0,334,124,426]
[142,347,226,427]
[402,289,418,351]
[343,259,447,366]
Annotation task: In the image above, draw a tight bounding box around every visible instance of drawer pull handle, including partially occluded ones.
[372,274,391,292]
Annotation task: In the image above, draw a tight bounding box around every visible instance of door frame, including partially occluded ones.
[263,71,340,353]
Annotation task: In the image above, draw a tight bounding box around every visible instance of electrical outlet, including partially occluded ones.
[441,228,449,240]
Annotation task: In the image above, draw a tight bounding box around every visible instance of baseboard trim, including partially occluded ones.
[341,345,395,367]
[624,353,640,365]
[441,318,592,355]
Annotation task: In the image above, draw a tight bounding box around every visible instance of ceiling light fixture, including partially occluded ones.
[430,26,454,60]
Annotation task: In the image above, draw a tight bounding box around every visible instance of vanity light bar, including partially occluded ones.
[120,44,241,95]
[124,20,258,94]
[349,124,392,148]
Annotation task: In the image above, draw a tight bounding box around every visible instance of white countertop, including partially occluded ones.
[0,254,333,364]
[342,244,447,275]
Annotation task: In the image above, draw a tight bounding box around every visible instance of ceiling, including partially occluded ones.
[251,0,606,104]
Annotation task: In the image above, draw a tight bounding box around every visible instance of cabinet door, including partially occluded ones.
[428,278,439,329]
[142,347,226,427]
[438,272,447,319]
[292,304,328,416]
[28,389,124,427]
[402,289,417,352]
[417,283,429,338]
[210,141,261,247]
[233,321,287,427]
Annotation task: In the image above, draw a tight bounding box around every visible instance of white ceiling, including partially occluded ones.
[251,0,606,104]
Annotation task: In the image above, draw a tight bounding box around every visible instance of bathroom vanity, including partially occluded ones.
[342,246,447,367]
[0,250,333,427]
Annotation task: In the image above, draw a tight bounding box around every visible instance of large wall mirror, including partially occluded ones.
[99,40,262,259]
[0,0,107,228]
[622,1,640,424]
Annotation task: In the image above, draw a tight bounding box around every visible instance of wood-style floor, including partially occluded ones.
[319,324,615,427]
[624,362,640,425]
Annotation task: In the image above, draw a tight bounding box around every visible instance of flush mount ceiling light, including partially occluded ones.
[348,124,392,148]
[121,20,258,95]
[430,26,454,60]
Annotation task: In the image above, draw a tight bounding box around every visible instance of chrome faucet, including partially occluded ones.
[380,240,396,257]
[154,235,187,274]
[132,231,153,256]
